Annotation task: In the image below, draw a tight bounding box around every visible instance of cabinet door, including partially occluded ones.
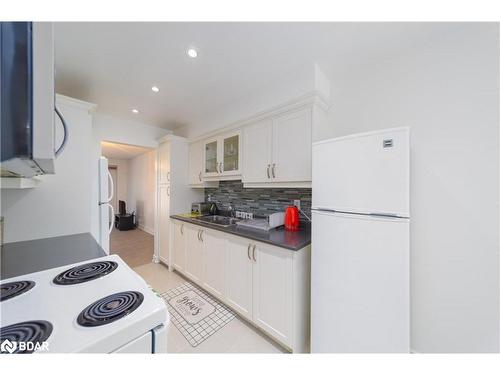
[221,131,241,176]
[202,230,226,300]
[158,184,170,264]
[185,225,203,283]
[252,243,293,347]
[158,142,171,184]
[188,141,204,185]
[225,236,253,320]
[203,138,219,177]
[272,108,312,182]
[243,120,272,183]
[172,221,186,272]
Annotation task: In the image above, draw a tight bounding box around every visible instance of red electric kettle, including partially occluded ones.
[284,206,300,231]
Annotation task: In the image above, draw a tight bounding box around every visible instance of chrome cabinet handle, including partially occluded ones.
[271,164,276,178]
[167,171,170,181]
[216,163,219,173]
[219,162,223,173]
[266,164,270,179]
[167,186,170,196]
[252,245,257,262]
[180,224,184,235]
[197,229,201,241]
[247,243,251,260]
[198,171,202,181]
[200,230,203,242]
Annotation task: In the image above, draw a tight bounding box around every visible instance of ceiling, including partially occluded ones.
[101,141,152,160]
[55,22,463,130]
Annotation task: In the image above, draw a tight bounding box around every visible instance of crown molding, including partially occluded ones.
[188,91,332,143]
[56,94,98,113]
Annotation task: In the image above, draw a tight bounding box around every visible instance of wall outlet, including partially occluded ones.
[293,199,301,210]
[236,211,253,219]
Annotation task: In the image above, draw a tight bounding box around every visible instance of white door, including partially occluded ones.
[272,108,312,182]
[202,229,226,299]
[188,141,204,185]
[311,210,410,353]
[185,225,203,282]
[312,127,410,217]
[225,236,253,319]
[158,184,170,263]
[252,242,293,347]
[158,141,170,184]
[243,120,272,183]
[173,221,186,272]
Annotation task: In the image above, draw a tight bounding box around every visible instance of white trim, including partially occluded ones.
[55,93,97,112]
[188,90,331,143]
[243,181,312,189]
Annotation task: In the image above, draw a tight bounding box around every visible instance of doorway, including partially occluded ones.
[101,140,156,269]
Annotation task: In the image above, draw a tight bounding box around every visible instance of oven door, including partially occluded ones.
[112,324,168,354]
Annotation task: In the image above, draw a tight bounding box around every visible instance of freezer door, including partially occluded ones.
[312,127,409,217]
[311,210,409,353]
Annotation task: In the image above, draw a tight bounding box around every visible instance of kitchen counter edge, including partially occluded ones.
[170,215,311,251]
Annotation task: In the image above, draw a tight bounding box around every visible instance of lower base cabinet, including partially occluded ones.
[171,219,311,352]
[225,236,254,320]
[172,221,186,272]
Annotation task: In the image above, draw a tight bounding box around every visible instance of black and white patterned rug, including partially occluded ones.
[160,282,236,347]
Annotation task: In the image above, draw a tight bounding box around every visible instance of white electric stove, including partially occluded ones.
[0,255,169,353]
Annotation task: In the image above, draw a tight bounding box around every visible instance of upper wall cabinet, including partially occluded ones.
[203,130,242,180]
[243,108,312,188]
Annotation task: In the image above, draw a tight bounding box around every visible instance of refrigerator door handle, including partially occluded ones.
[107,203,115,234]
[107,169,114,202]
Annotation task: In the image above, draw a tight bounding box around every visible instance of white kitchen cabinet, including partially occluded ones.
[158,141,170,184]
[252,243,293,348]
[158,184,170,264]
[202,229,226,300]
[170,219,310,352]
[243,108,312,187]
[185,225,204,283]
[272,108,312,183]
[172,221,186,272]
[203,131,242,180]
[243,119,273,183]
[188,140,204,186]
[225,235,254,320]
[155,135,203,267]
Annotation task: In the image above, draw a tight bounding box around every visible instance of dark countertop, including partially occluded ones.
[170,215,311,251]
[1,233,106,280]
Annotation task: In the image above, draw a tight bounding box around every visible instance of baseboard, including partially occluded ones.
[138,224,154,236]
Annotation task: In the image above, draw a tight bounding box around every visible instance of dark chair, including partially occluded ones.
[115,200,136,231]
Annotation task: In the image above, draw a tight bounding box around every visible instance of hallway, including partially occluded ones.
[110,228,154,268]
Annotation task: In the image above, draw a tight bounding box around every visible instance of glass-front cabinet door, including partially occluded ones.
[222,134,240,174]
[204,140,218,175]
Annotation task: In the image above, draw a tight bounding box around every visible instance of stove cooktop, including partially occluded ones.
[53,260,118,285]
[0,255,168,353]
[0,280,35,302]
[0,320,53,354]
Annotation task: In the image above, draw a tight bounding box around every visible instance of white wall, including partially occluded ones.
[126,150,157,234]
[326,24,499,352]
[1,96,97,243]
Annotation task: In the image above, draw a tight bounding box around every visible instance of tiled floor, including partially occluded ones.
[133,262,287,354]
[110,228,154,268]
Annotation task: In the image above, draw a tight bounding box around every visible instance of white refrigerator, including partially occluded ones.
[311,127,410,353]
[98,156,115,254]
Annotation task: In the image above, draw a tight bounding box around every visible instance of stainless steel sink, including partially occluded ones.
[194,215,240,227]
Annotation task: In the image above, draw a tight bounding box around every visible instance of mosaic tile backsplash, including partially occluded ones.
[204,180,312,219]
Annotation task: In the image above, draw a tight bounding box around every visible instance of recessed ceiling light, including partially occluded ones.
[187,48,198,58]
[151,86,160,93]
[132,109,139,114]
